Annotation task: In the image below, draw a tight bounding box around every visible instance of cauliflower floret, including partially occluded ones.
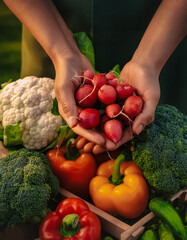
[0,76,62,149]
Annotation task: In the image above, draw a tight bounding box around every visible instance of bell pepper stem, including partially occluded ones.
[64,138,80,160]
[60,213,80,237]
[104,237,114,240]
[112,154,125,184]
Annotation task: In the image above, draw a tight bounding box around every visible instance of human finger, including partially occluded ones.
[132,99,157,135]
[75,137,106,154]
[104,137,117,151]
[92,144,107,155]
[71,124,106,146]
[76,137,89,149]
[83,142,96,153]
[56,82,79,128]
[112,126,134,149]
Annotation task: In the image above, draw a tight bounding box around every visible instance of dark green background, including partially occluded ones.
[0,1,21,84]
[0,1,186,114]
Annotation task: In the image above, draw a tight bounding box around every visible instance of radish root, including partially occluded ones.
[78,84,97,104]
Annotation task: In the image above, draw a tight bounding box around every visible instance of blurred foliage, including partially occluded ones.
[0,2,22,84]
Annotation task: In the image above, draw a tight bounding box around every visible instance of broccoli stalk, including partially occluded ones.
[0,148,59,230]
[132,104,187,198]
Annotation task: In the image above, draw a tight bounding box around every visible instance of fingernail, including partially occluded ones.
[135,124,144,135]
[67,116,78,128]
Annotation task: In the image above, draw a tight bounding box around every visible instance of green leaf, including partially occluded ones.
[112,64,121,76]
[0,79,12,89]
[0,129,3,140]
[104,237,114,240]
[73,32,95,69]
[40,121,77,152]
[3,120,23,147]
[51,97,60,116]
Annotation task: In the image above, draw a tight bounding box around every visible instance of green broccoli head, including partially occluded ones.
[0,202,13,229]
[10,183,51,219]
[0,148,59,230]
[132,104,187,197]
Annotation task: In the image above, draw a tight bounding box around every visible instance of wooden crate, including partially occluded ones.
[0,142,186,240]
[59,188,187,240]
[1,189,186,240]
[59,188,145,240]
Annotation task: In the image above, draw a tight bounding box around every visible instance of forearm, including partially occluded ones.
[3,0,80,67]
[132,0,187,75]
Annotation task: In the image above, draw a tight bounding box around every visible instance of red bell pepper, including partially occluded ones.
[39,197,101,240]
[46,138,97,198]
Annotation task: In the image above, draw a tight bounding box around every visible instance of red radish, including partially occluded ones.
[116,84,134,100]
[123,95,143,118]
[104,119,123,143]
[101,114,110,125]
[75,84,97,107]
[119,113,133,126]
[98,85,117,105]
[79,108,100,129]
[92,73,107,89]
[99,114,110,131]
[107,78,118,88]
[105,72,116,80]
[106,104,121,118]
[83,70,94,84]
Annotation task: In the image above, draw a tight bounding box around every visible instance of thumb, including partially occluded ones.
[132,100,157,135]
[57,87,79,128]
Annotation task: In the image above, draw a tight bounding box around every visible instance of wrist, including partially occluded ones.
[50,33,81,68]
[132,50,162,77]
[53,50,82,71]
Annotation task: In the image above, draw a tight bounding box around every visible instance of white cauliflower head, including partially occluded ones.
[0,76,63,149]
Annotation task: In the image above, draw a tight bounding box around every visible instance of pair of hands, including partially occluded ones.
[4,0,184,154]
[4,0,185,154]
[55,53,160,155]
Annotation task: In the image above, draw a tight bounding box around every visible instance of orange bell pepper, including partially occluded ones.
[89,153,149,218]
[46,138,97,198]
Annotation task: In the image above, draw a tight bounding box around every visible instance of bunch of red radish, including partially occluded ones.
[75,70,143,143]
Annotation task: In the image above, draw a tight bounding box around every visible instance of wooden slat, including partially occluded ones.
[130,226,145,240]
[120,212,154,240]
[171,189,187,201]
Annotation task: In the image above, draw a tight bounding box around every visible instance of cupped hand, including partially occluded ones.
[54,53,105,145]
[120,59,160,135]
[76,59,160,154]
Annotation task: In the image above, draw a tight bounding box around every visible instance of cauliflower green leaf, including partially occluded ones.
[3,120,22,147]
[73,32,95,69]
